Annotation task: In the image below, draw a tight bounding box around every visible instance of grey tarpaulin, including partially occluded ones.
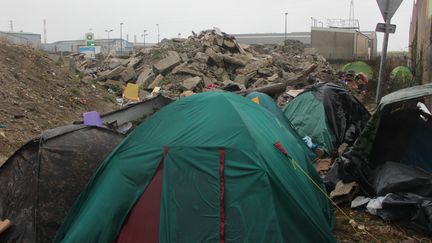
[0,125,125,243]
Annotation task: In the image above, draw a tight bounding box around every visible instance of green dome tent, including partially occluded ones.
[283,83,370,154]
[389,66,415,91]
[343,61,373,79]
[54,92,335,243]
[246,92,316,159]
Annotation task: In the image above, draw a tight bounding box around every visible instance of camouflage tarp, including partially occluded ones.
[0,125,124,243]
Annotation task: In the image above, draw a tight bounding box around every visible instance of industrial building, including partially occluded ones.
[310,27,376,60]
[233,29,376,60]
[233,32,311,46]
[42,38,134,54]
[0,31,41,48]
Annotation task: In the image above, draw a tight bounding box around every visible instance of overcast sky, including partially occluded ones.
[1,0,414,51]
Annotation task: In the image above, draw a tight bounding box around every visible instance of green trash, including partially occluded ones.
[389,66,415,91]
[343,61,374,80]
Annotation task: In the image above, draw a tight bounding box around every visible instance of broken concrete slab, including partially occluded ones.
[179,52,189,62]
[234,74,249,86]
[267,73,279,82]
[120,67,137,83]
[222,55,246,67]
[97,65,126,81]
[172,66,204,77]
[127,56,143,69]
[205,48,223,65]
[237,57,273,75]
[153,51,181,75]
[148,74,164,89]
[137,67,155,87]
[194,52,209,63]
[182,76,202,90]
[108,59,122,69]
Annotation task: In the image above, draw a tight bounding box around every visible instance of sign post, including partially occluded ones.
[375,0,403,104]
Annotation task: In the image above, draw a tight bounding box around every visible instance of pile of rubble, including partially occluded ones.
[71,28,336,101]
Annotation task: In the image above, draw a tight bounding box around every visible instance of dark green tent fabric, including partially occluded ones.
[283,91,336,154]
[246,92,316,160]
[54,92,335,243]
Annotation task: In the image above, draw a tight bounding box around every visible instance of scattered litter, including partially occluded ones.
[83,111,103,127]
[123,83,140,101]
[351,196,371,209]
[330,181,360,205]
[366,196,387,216]
[303,136,318,150]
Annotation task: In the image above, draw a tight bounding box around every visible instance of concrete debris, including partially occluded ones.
[69,28,336,101]
[182,77,203,90]
[153,51,181,75]
[330,181,360,205]
[120,67,137,83]
[136,66,155,87]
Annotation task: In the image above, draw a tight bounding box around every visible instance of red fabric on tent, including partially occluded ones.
[115,148,168,243]
[219,149,225,243]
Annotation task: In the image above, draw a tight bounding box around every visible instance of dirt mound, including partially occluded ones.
[0,40,117,160]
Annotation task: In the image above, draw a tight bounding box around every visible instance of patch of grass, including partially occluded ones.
[103,94,116,103]
[159,79,172,86]
[70,87,82,96]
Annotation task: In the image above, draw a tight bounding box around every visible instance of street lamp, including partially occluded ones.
[284,13,288,45]
[142,30,148,49]
[120,22,124,54]
[156,24,160,44]
[318,21,324,27]
[104,29,113,54]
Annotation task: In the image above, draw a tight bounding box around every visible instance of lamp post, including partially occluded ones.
[142,30,148,49]
[284,13,288,45]
[156,24,160,44]
[104,29,113,54]
[318,21,324,27]
[120,22,124,54]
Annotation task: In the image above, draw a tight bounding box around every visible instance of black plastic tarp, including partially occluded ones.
[0,125,125,243]
[312,82,371,146]
[327,84,432,235]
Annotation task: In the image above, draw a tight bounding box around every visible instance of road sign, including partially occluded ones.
[375,23,397,33]
[376,0,403,20]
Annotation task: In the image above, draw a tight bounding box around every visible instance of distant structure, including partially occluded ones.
[9,20,13,32]
[349,0,355,29]
[233,32,311,46]
[0,31,41,48]
[42,38,134,54]
[311,27,376,60]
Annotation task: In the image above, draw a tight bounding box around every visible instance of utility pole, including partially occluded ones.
[375,0,403,104]
[105,29,113,54]
[120,22,124,54]
[284,13,288,45]
[156,24,160,44]
[142,30,147,48]
[43,19,47,44]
